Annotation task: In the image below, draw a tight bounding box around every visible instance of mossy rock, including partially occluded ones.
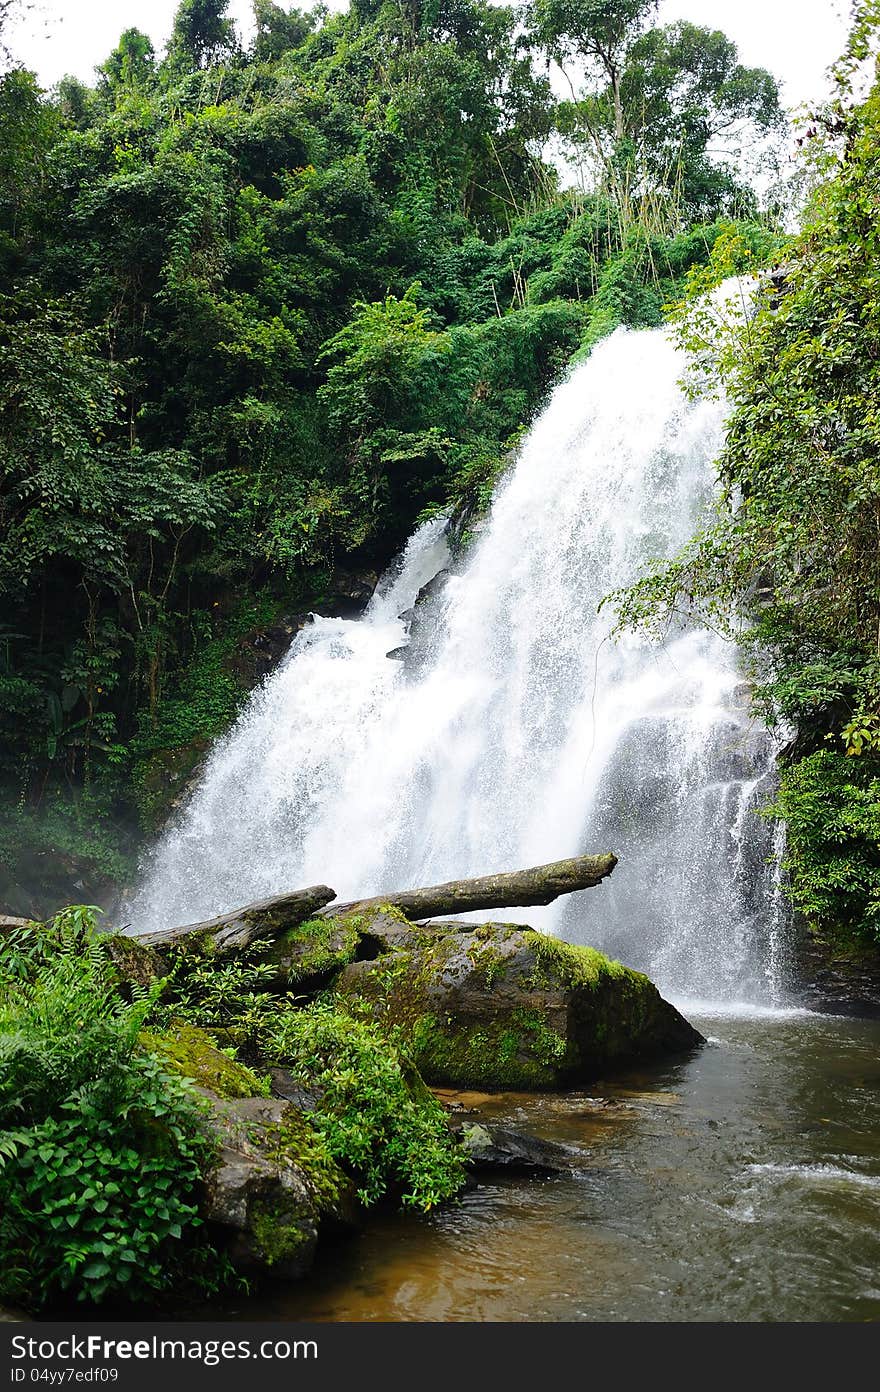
[264,905,415,990]
[140,1021,269,1099]
[104,933,166,991]
[265,913,362,989]
[332,921,703,1090]
[200,1095,356,1279]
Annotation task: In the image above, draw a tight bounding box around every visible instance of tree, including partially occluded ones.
[613,23,782,217]
[0,67,56,254]
[531,0,658,143]
[98,28,156,96]
[252,0,316,63]
[166,0,238,71]
[531,1,782,224]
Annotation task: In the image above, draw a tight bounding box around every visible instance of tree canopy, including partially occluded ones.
[0,0,786,912]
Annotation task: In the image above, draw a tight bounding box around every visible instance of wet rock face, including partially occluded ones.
[332,920,704,1091]
[392,567,452,666]
[789,930,880,1018]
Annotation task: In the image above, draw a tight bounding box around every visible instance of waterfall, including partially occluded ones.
[129,317,786,1004]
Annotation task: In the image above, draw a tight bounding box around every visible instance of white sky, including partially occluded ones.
[8,0,851,113]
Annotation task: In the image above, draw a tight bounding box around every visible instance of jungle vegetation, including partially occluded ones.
[612,2,880,950]
[0,0,787,913]
[2,0,879,956]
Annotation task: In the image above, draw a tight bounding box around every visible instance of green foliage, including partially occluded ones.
[149,938,282,1040]
[0,907,227,1308]
[766,752,880,946]
[610,23,880,946]
[0,0,780,906]
[166,0,238,72]
[98,29,157,98]
[265,1000,465,1210]
[253,1,316,63]
[529,1,782,224]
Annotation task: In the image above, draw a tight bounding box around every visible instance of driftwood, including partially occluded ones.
[0,916,30,937]
[326,853,617,922]
[135,885,336,954]
[4,855,617,964]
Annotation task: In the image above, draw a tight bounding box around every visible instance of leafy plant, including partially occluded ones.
[149,937,282,1038]
[264,1000,465,1211]
[0,906,228,1308]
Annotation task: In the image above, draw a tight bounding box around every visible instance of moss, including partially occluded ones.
[523,931,630,990]
[248,1196,313,1269]
[409,1011,564,1090]
[140,1021,270,1099]
[258,1110,346,1215]
[104,933,163,991]
[267,914,361,985]
[465,936,508,987]
[332,918,689,1090]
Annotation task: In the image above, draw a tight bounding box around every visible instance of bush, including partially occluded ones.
[265,1000,464,1211]
[0,908,227,1309]
[767,751,880,947]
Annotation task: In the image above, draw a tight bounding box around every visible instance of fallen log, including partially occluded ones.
[326,852,617,922]
[128,852,616,966]
[135,885,336,954]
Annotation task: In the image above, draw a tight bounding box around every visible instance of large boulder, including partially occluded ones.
[332,919,703,1090]
[199,1095,353,1279]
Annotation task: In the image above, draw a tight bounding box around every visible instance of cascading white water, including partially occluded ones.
[129,317,786,1004]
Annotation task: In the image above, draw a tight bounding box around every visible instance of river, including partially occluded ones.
[215,1007,880,1323]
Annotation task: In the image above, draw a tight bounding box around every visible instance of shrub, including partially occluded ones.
[264,1000,464,1211]
[766,751,880,947]
[0,908,227,1309]
[148,937,281,1041]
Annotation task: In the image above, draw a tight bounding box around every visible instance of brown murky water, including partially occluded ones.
[217,1008,880,1323]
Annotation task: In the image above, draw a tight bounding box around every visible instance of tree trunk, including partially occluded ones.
[128,853,617,958]
[327,853,618,922]
[135,885,336,954]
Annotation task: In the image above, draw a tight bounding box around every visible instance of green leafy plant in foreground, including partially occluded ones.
[0,907,228,1308]
[265,1000,465,1211]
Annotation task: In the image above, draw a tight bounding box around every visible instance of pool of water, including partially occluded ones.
[219,1008,880,1323]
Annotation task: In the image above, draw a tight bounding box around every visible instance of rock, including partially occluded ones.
[136,884,337,954]
[140,1021,269,1099]
[307,569,379,621]
[394,568,451,665]
[105,932,168,989]
[414,569,450,607]
[265,911,364,990]
[0,847,118,923]
[200,1094,356,1279]
[353,905,440,953]
[456,1121,578,1173]
[789,929,880,1018]
[268,1066,321,1112]
[332,920,703,1090]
